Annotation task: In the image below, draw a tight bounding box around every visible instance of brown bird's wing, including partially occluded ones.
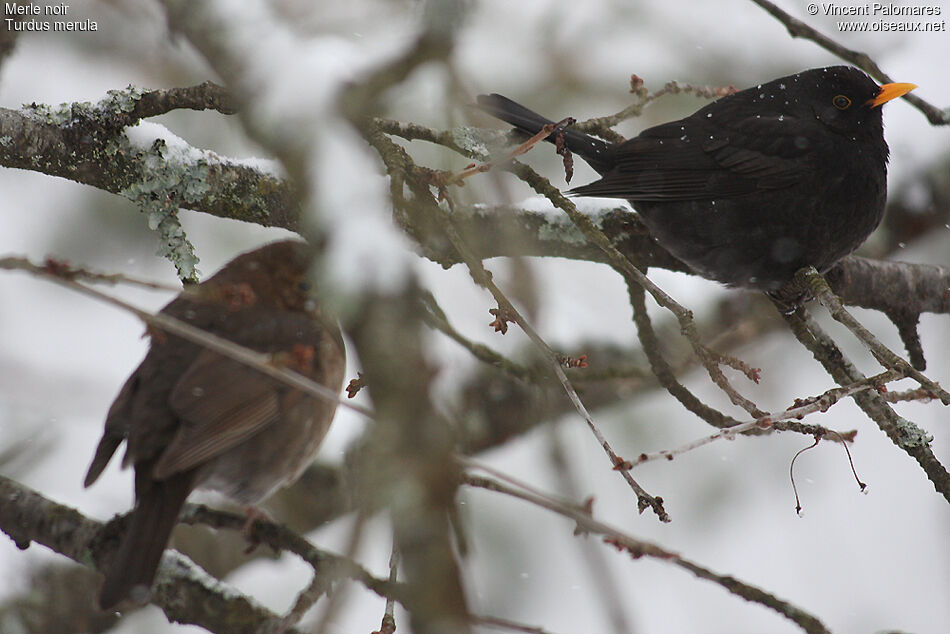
[152,349,282,479]
[570,113,817,201]
[84,372,140,487]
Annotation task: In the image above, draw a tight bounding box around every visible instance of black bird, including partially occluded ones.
[478,66,915,290]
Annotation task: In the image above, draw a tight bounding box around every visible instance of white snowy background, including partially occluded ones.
[1,0,949,633]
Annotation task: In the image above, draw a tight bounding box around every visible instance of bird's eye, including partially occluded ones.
[832,95,852,110]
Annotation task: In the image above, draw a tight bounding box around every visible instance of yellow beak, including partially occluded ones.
[868,82,916,107]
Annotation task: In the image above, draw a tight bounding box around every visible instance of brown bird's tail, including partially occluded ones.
[98,472,194,610]
[476,93,614,174]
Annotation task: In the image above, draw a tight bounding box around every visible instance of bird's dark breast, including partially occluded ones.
[632,142,887,291]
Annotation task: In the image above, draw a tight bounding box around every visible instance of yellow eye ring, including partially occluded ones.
[832,95,852,110]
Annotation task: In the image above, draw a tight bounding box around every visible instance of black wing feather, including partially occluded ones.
[571,113,818,201]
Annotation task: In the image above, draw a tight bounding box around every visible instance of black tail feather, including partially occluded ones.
[476,93,614,174]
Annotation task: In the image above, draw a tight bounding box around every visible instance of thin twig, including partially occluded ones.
[623,271,747,428]
[312,510,371,634]
[882,387,939,404]
[0,477,314,634]
[458,460,831,634]
[363,123,669,520]
[790,426,871,512]
[575,77,737,137]
[627,370,896,468]
[435,199,668,520]
[426,289,651,385]
[800,267,950,404]
[373,542,399,634]
[545,427,635,634]
[420,291,541,382]
[273,574,330,634]
[777,302,950,503]
[748,0,948,125]
[441,117,577,187]
[0,255,180,291]
[450,211,667,518]
[471,615,556,634]
[375,117,488,158]
[1,254,374,419]
[177,506,395,600]
[509,163,763,418]
[110,81,238,128]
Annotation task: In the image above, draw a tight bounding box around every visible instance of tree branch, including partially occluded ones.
[3,86,948,319]
[0,475,307,634]
[778,304,950,502]
[0,94,299,232]
[748,0,949,125]
[460,464,832,634]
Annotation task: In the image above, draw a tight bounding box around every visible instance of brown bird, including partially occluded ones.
[83,240,346,609]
